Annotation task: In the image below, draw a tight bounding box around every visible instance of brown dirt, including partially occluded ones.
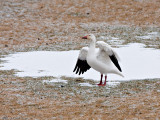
[1,74,160,119]
[0,0,160,119]
[0,0,160,53]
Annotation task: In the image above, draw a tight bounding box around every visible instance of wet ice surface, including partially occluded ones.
[1,43,160,83]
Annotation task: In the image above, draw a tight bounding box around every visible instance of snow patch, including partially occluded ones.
[1,43,160,82]
[79,83,93,87]
[43,79,68,84]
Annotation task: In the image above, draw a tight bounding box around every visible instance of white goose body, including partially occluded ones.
[87,41,123,77]
[73,34,124,86]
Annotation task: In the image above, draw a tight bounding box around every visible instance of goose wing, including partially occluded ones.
[96,41,122,72]
[73,47,91,75]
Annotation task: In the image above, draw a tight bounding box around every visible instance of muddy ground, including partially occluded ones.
[0,0,160,119]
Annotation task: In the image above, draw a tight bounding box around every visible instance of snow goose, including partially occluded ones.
[73,34,124,86]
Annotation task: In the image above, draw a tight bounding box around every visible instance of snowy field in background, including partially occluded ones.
[0,43,160,82]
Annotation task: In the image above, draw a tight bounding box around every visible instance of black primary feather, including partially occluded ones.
[109,54,122,72]
[73,59,91,75]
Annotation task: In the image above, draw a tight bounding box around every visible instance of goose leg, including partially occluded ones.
[97,74,103,86]
[103,75,107,86]
[98,75,107,86]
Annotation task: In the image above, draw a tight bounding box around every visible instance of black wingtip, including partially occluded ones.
[109,54,122,72]
[73,59,91,75]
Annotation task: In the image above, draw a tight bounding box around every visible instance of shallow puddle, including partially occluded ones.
[0,43,160,82]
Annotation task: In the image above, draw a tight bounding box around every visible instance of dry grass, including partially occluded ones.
[0,73,160,119]
[0,0,160,53]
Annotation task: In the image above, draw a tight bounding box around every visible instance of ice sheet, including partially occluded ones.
[1,43,160,81]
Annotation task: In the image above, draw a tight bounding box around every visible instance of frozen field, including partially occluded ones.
[1,0,160,119]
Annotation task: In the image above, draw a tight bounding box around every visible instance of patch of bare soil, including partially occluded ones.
[0,72,160,119]
[0,0,160,119]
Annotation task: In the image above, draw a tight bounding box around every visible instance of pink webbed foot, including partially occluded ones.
[97,83,103,86]
[97,75,107,86]
[98,84,106,86]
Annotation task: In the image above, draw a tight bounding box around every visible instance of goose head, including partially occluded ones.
[82,34,96,42]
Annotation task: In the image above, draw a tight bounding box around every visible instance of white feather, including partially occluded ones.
[97,41,121,61]
[78,47,88,60]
